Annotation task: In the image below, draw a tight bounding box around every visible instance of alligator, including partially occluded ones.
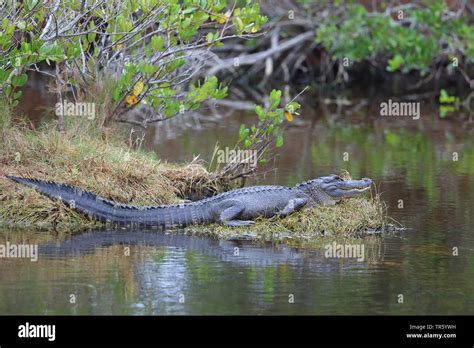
[6,174,372,228]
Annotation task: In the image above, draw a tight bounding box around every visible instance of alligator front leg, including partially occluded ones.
[216,200,256,227]
[225,219,256,227]
[277,198,308,218]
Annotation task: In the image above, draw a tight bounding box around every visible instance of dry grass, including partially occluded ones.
[0,108,223,230]
[161,162,234,200]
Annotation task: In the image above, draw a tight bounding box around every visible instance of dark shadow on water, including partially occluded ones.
[38,228,380,270]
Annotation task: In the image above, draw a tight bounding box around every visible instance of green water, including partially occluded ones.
[1,97,473,314]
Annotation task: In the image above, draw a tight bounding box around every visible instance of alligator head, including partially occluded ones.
[296,174,373,206]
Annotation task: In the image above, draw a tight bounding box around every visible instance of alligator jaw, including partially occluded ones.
[336,178,372,198]
[338,185,370,198]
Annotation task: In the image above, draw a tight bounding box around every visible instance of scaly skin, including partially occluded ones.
[6,174,372,228]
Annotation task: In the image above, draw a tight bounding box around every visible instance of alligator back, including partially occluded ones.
[6,176,214,228]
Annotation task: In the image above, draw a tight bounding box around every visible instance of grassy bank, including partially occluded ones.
[191,196,389,247]
[1,105,390,243]
[0,105,228,230]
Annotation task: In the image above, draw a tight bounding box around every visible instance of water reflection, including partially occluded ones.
[0,227,387,315]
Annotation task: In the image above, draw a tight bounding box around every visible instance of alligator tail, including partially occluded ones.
[6,176,209,228]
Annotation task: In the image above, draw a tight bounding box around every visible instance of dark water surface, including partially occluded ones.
[1,91,473,314]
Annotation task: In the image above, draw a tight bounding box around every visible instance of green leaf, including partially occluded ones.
[11,73,28,87]
[13,90,23,99]
[39,43,55,56]
[87,31,96,43]
[113,86,121,101]
[276,135,284,147]
[151,35,165,51]
[269,89,281,109]
[182,6,197,14]
[387,54,404,72]
[255,105,265,120]
[17,20,26,30]
[285,101,301,114]
[439,105,456,118]
[239,124,246,140]
[439,89,459,104]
